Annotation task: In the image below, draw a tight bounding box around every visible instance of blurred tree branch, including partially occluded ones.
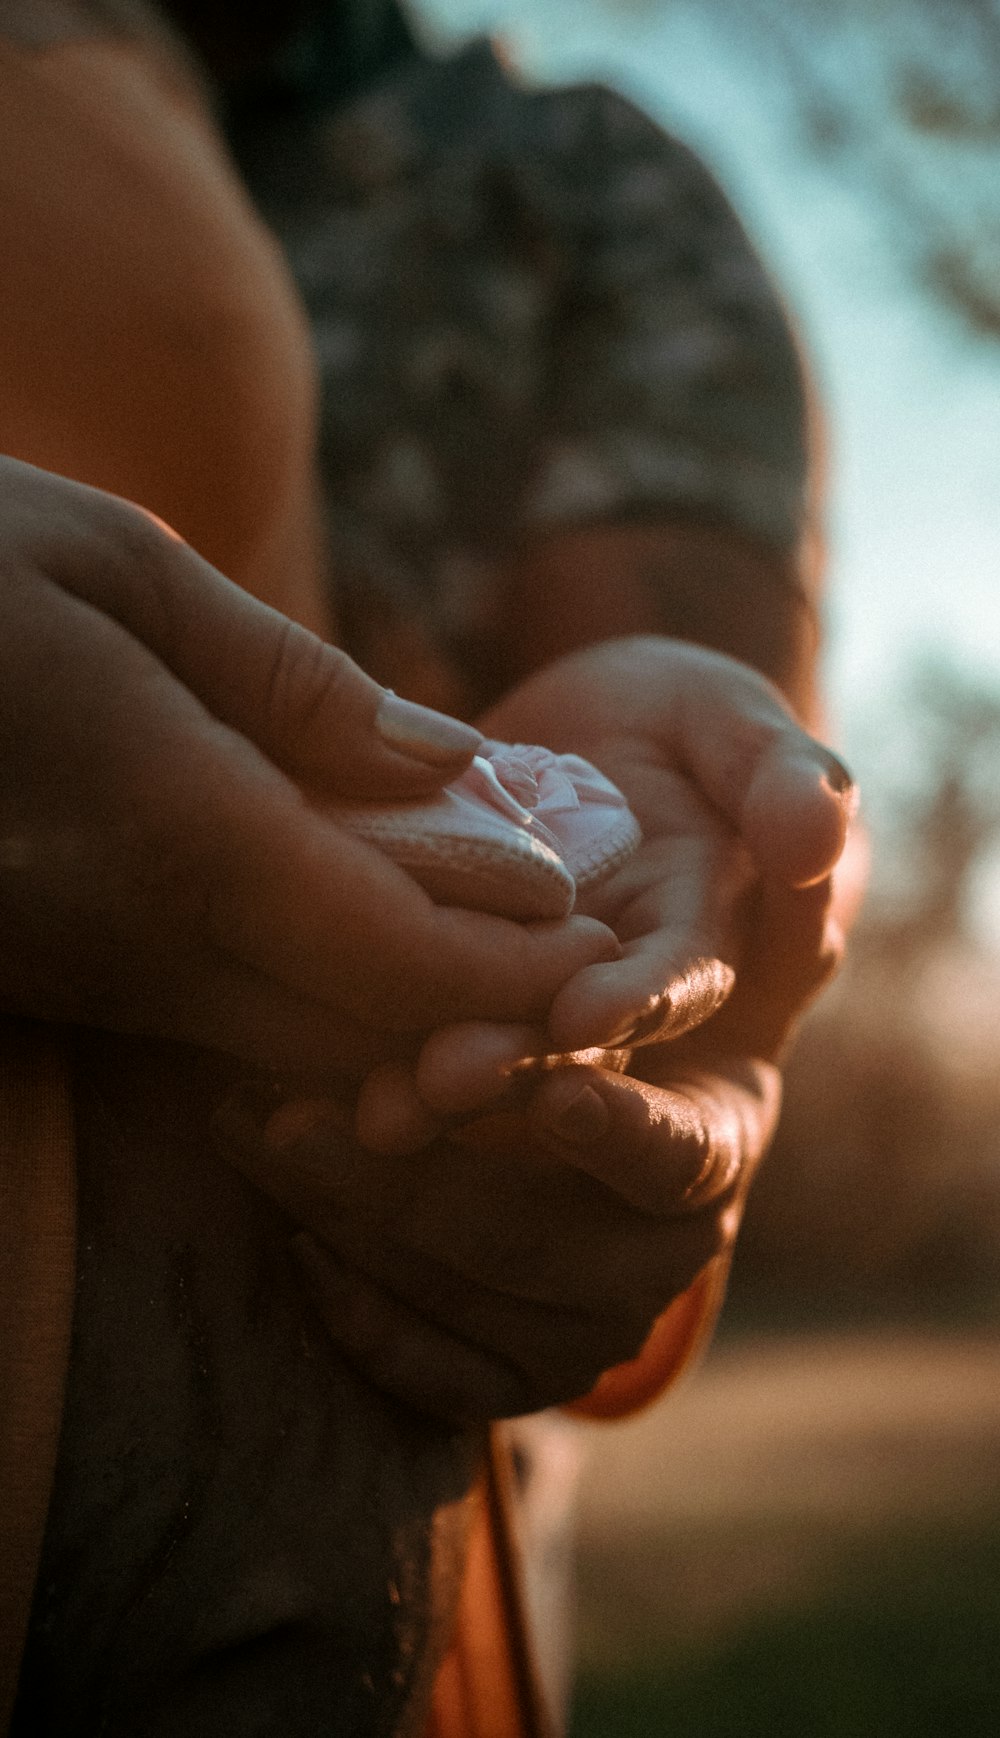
[602,0,1000,341]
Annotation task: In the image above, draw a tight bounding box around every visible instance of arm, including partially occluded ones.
[0,458,616,1073]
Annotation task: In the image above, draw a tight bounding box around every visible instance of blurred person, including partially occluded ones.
[0,3,858,1736]
[221,8,858,1724]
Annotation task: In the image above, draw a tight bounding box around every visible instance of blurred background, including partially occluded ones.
[411,1,1000,1732]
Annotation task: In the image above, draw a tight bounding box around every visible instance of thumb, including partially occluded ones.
[738,736,858,889]
[46,475,483,797]
[480,632,856,888]
[649,643,858,887]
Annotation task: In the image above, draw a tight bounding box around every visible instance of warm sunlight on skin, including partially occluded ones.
[529,1046,630,1071]
[134,503,185,542]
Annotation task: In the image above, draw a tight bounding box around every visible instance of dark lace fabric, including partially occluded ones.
[235,36,813,712]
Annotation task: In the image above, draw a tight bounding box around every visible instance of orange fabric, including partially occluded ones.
[0,26,328,1726]
[424,1271,725,1738]
[566,1256,730,1423]
[0,1026,76,1736]
[427,1436,554,1738]
[0,31,325,632]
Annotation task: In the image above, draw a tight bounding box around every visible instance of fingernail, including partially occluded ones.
[821,754,856,801]
[547,1082,610,1145]
[681,1145,742,1208]
[595,994,676,1050]
[376,691,482,767]
[614,1000,673,1048]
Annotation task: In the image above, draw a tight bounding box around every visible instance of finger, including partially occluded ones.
[666,651,857,886]
[204,782,621,1028]
[12,575,620,1038]
[702,875,843,1060]
[235,1097,734,1403]
[414,1022,547,1116]
[357,1025,625,1151]
[543,638,856,886]
[741,741,856,888]
[547,939,735,1053]
[439,1102,734,1336]
[126,653,620,1028]
[31,467,483,796]
[63,582,622,1028]
[215,1094,412,1228]
[292,1234,533,1423]
[355,1062,445,1155]
[352,1033,541,1158]
[547,827,748,1050]
[301,1224,670,1414]
[524,1059,780,1217]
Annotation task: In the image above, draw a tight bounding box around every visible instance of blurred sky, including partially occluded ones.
[415,0,1000,775]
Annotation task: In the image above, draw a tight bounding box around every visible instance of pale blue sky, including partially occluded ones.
[416,0,1000,778]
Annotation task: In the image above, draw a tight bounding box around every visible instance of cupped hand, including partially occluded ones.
[485,635,856,1054]
[209,643,849,1422]
[355,636,857,1146]
[217,1044,777,1422]
[0,457,616,1069]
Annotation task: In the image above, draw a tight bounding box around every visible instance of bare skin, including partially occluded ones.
[229,638,856,1423]
[3,481,860,1734]
[0,457,618,1074]
[0,9,862,1731]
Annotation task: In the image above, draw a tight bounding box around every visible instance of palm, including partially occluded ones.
[549,741,752,1051]
[482,636,849,1061]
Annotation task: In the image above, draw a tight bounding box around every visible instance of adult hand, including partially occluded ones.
[211,642,860,1422]
[0,457,617,1071]
[355,637,857,1146]
[218,1043,778,1423]
[221,637,857,1423]
[487,635,855,1046]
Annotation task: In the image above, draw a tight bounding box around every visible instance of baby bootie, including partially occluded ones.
[333,740,640,919]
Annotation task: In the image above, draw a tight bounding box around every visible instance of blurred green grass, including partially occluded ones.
[572,1518,1000,1737]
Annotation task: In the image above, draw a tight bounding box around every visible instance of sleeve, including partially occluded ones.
[516,80,814,564]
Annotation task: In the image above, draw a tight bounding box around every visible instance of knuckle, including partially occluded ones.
[130,803,225,946]
[262,630,361,764]
[88,496,186,647]
[99,495,172,588]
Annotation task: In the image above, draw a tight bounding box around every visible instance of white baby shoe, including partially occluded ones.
[333,740,641,920]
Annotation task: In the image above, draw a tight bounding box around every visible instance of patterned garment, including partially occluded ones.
[238,37,812,714]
